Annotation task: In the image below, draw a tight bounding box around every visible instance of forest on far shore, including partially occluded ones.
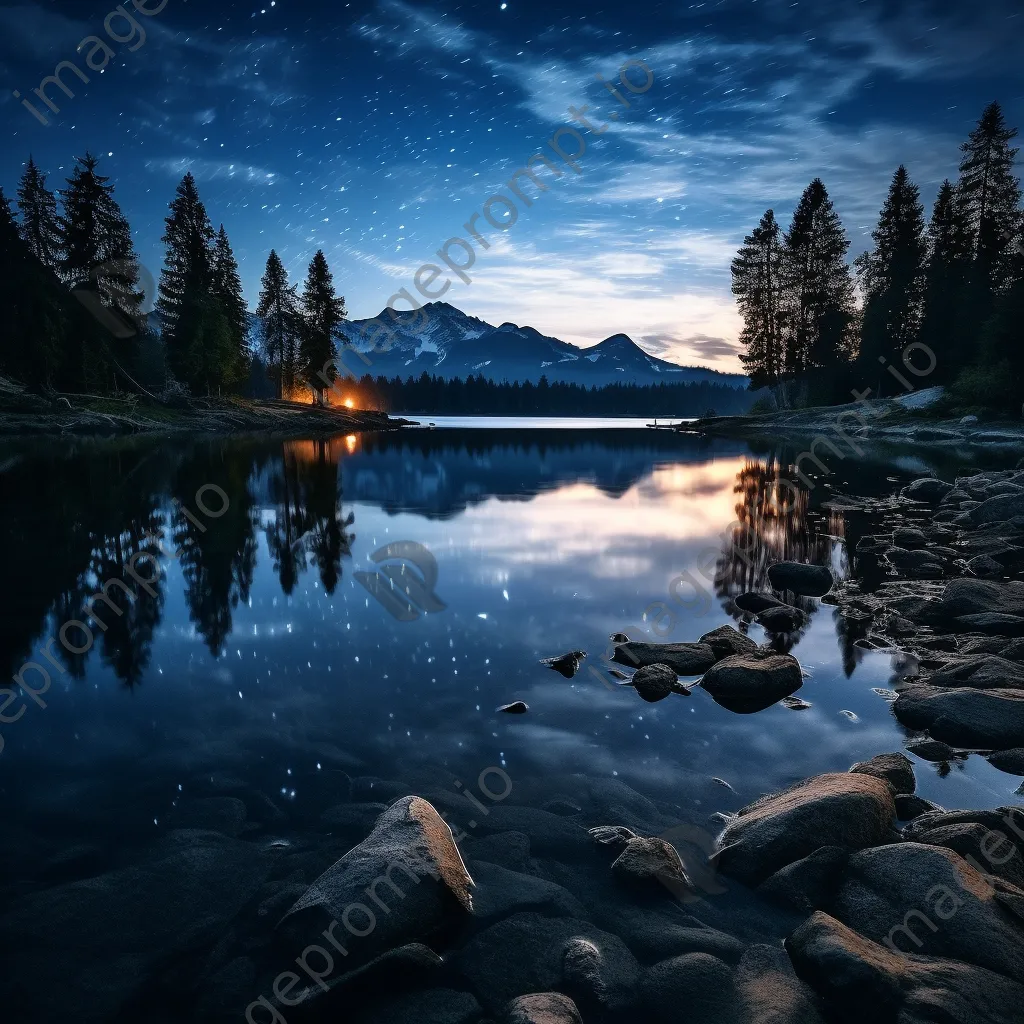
[732,102,1023,413]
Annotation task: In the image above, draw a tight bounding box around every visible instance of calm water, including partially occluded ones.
[0,423,1018,891]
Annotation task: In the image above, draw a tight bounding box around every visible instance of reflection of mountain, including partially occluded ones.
[345,430,751,518]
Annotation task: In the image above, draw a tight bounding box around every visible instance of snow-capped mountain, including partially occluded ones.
[339,301,745,388]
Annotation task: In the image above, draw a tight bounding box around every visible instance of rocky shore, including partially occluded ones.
[3,467,1023,1024]
[0,391,408,438]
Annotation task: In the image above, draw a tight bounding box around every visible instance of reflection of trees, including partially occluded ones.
[174,446,259,657]
[266,440,355,596]
[713,455,844,649]
[0,448,169,688]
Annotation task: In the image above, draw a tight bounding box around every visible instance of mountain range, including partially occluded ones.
[336,302,746,389]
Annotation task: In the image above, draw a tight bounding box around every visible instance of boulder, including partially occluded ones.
[504,993,583,1024]
[757,846,850,914]
[986,748,1024,775]
[713,773,897,885]
[612,641,716,676]
[892,526,928,549]
[894,683,1024,748]
[925,655,1024,690]
[895,794,943,820]
[281,796,473,960]
[700,651,803,713]
[906,821,1024,889]
[786,911,1024,1024]
[848,752,916,795]
[969,492,1024,525]
[953,612,1024,636]
[735,944,826,1024]
[884,546,945,572]
[901,477,954,503]
[831,842,1024,983]
[735,592,788,614]
[933,578,1024,622]
[905,736,959,762]
[561,935,641,1018]
[628,663,680,703]
[698,624,758,659]
[969,554,1006,578]
[640,952,739,1024]
[767,562,836,597]
[755,605,808,633]
[470,861,586,924]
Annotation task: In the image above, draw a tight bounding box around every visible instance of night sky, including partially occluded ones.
[1,0,1021,372]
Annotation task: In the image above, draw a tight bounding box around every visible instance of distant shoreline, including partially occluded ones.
[0,396,411,441]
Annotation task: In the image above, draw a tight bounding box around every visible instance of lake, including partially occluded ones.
[0,420,1016,1021]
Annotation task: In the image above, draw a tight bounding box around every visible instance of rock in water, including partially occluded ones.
[611,836,692,892]
[697,624,758,659]
[505,992,583,1024]
[700,651,803,713]
[905,736,958,762]
[541,650,586,678]
[755,605,808,633]
[498,701,529,713]
[900,477,954,503]
[787,911,1024,1024]
[713,773,897,885]
[848,752,916,795]
[628,663,680,702]
[280,796,474,959]
[894,683,1024,748]
[767,561,836,597]
[735,592,788,614]
[612,640,716,676]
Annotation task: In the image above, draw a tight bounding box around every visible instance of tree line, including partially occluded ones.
[732,102,1023,410]
[346,372,755,416]
[0,153,346,400]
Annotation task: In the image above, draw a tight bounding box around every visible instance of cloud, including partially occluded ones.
[144,157,282,185]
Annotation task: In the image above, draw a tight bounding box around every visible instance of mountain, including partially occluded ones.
[339,302,746,388]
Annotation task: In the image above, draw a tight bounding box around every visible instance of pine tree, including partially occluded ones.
[257,250,301,400]
[919,180,974,381]
[16,156,63,274]
[300,250,347,404]
[958,102,1021,292]
[211,224,249,386]
[61,152,143,368]
[731,209,784,391]
[0,186,67,389]
[855,166,927,391]
[156,172,215,389]
[781,179,856,381]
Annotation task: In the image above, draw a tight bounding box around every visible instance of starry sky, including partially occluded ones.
[0,0,1021,372]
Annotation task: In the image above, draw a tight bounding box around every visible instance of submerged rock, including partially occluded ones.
[281,796,474,959]
[612,640,716,676]
[787,911,1024,1024]
[767,561,835,597]
[700,651,803,713]
[611,836,692,891]
[905,736,959,761]
[831,842,1024,982]
[640,952,740,1024]
[713,773,897,885]
[848,752,916,795]
[505,992,583,1024]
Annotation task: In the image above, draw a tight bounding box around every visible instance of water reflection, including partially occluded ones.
[0,430,961,695]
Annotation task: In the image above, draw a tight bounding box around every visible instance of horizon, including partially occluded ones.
[2,0,1020,375]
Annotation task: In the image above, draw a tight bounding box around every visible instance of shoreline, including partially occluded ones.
[691,399,1024,452]
[0,395,413,440]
